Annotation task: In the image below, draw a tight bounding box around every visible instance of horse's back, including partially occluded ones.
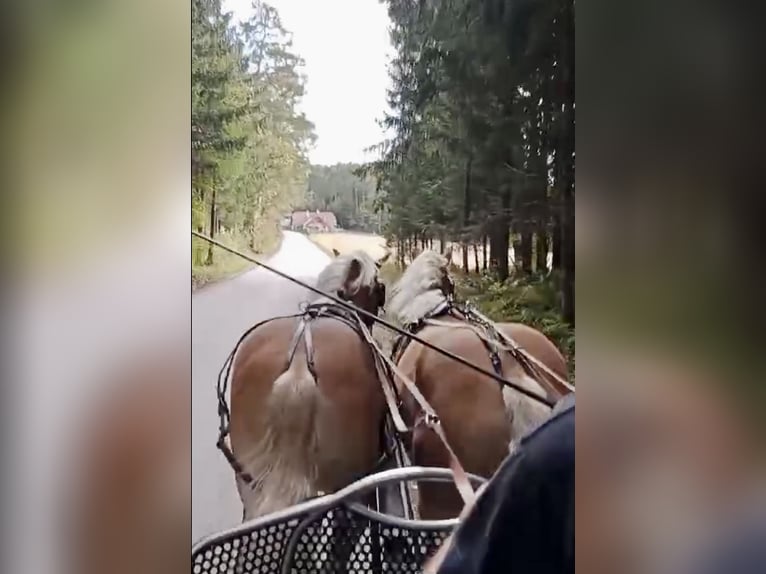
[499,322,569,381]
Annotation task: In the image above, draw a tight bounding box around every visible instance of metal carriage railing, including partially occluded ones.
[192,467,486,574]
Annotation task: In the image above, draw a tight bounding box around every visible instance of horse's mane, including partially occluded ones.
[387,250,450,325]
[313,250,379,302]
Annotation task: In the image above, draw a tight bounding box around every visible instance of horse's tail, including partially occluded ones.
[240,359,320,519]
[503,374,551,448]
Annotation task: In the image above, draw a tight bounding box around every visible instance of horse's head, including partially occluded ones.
[316,250,387,319]
[387,248,455,324]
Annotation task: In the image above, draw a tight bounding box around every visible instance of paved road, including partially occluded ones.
[192,231,331,543]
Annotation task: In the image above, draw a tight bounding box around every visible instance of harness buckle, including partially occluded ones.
[424,412,440,427]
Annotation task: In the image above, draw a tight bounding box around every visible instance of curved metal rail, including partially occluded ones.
[192,467,487,574]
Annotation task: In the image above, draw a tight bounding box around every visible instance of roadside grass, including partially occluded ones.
[456,270,575,372]
[192,230,281,290]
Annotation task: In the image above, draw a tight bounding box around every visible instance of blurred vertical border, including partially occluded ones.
[2,1,191,573]
[577,0,765,571]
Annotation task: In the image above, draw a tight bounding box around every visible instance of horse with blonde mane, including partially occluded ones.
[387,248,571,519]
[227,250,388,519]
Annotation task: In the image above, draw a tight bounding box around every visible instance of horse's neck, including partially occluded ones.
[391,289,446,325]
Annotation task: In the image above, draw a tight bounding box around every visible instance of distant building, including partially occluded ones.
[289,210,337,233]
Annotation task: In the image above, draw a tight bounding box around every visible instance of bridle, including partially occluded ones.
[193,230,557,407]
[194,231,568,512]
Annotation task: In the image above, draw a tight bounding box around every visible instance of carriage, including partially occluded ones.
[192,467,486,574]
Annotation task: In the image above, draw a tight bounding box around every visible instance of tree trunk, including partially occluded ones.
[519,230,533,274]
[489,222,510,280]
[489,191,511,281]
[536,231,550,272]
[559,0,575,326]
[462,243,469,273]
[482,235,488,271]
[462,154,473,273]
[473,243,480,272]
[205,186,217,266]
[551,211,562,270]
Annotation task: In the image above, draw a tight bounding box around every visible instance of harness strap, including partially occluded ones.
[457,304,574,392]
[217,302,373,490]
[303,319,317,380]
[286,319,307,366]
[357,319,476,507]
[424,316,574,398]
[390,298,453,362]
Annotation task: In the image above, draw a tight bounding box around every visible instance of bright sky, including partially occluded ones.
[224,0,393,166]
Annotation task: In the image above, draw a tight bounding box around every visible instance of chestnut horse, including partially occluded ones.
[387,249,571,519]
[227,250,388,519]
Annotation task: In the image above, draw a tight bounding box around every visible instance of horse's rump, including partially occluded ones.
[229,315,385,518]
[497,322,571,398]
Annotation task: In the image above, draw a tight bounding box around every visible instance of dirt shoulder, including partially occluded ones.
[308,231,388,260]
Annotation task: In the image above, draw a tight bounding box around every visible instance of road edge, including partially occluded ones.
[192,233,284,293]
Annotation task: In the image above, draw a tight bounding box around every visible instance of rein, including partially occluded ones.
[392,298,573,399]
[195,231,571,514]
[193,231,554,408]
[215,300,477,506]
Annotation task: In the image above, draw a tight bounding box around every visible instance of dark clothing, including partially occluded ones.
[437,395,575,574]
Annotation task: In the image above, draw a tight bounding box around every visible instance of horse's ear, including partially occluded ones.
[332,248,340,257]
[444,245,453,265]
[343,258,363,295]
[376,251,391,268]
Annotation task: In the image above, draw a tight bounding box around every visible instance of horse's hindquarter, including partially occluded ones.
[406,326,513,475]
[399,326,512,519]
[229,318,299,447]
[310,320,386,489]
[499,322,570,397]
[229,316,384,510]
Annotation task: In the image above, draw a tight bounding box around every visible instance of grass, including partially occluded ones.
[192,229,281,290]
[456,270,575,370]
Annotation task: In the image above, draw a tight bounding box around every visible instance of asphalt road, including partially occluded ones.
[192,231,331,543]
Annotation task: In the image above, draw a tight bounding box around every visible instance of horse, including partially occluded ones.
[386,248,571,519]
[227,250,389,520]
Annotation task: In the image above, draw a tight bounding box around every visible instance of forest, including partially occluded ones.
[192,0,314,274]
[192,0,574,332]
[302,164,383,233]
[366,0,575,326]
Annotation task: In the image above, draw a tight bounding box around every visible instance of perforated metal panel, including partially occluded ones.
[193,506,450,573]
[192,468,485,574]
[192,517,299,574]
